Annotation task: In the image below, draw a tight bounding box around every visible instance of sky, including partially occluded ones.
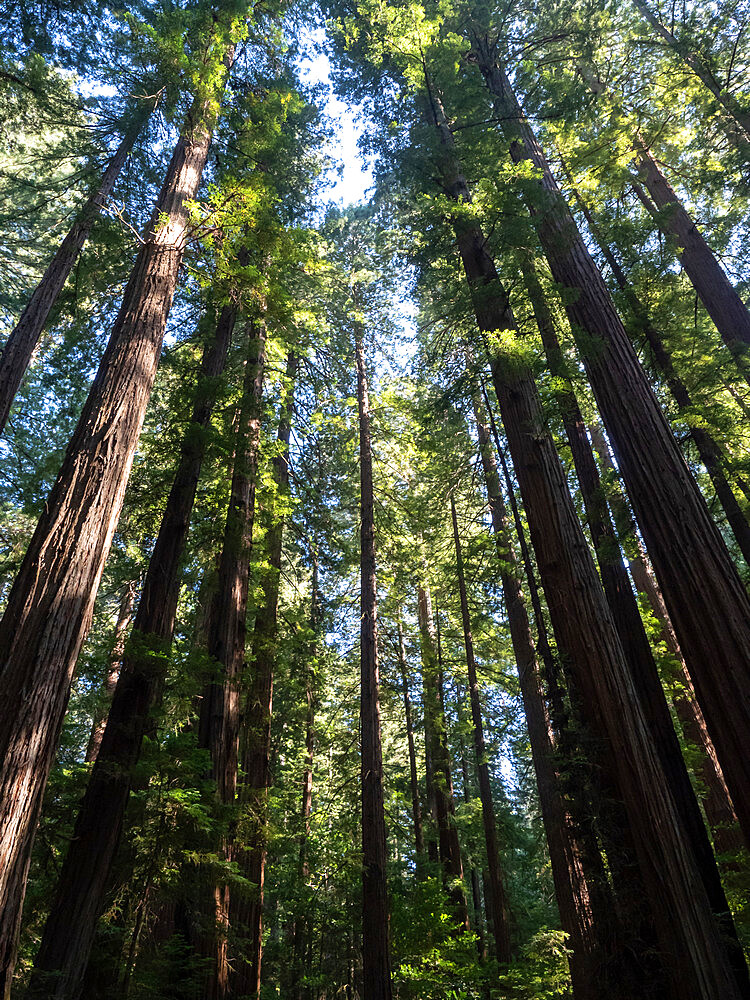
[297,30,375,206]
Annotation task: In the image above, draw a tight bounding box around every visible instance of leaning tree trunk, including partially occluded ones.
[630,0,750,150]
[450,497,512,964]
[524,264,749,993]
[564,176,750,566]
[417,581,470,932]
[473,391,621,1000]
[0,106,151,435]
[0,38,237,990]
[355,320,393,1000]
[199,318,267,1000]
[28,301,236,1000]
[423,81,741,1000]
[234,350,298,1000]
[397,621,425,858]
[85,579,138,763]
[631,142,750,381]
[469,41,750,851]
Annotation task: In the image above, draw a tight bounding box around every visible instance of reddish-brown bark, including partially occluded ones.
[356,323,393,1000]
[0,57,234,994]
[27,302,236,1000]
[0,108,151,435]
[450,497,512,964]
[199,319,267,999]
[469,43,750,853]
[397,620,425,857]
[424,81,741,999]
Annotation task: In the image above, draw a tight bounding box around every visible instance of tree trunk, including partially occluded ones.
[589,422,745,858]
[397,620,425,858]
[630,0,750,149]
[470,43,750,853]
[233,350,297,999]
[85,580,138,763]
[355,321,393,1000]
[525,264,749,994]
[564,176,750,565]
[0,108,151,435]
[423,82,741,1000]
[450,497,512,963]
[631,142,750,380]
[416,581,470,932]
[27,301,236,999]
[199,318,267,1000]
[457,731,486,961]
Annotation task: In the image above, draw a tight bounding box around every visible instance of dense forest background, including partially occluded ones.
[1,0,750,997]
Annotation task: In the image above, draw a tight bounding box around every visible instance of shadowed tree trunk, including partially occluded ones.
[472,386,624,1000]
[563,175,750,566]
[468,39,750,853]
[417,581,470,932]
[397,620,425,858]
[198,318,267,1000]
[0,106,152,435]
[26,299,237,1000]
[450,497,512,963]
[424,78,742,1000]
[631,143,750,381]
[0,33,237,990]
[234,349,297,1000]
[457,726,486,961]
[355,320,393,1000]
[524,263,749,994]
[85,580,138,763]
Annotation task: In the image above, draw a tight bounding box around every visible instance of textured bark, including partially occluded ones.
[424,82,741,1000]
[85,580,138,763]
[27,302,235,1000]
[566,180,750,566]
[234,350,297,1000]
[474,389,621,1000]
[589,424,745,858]
[471,44,750,853]
[0,57,234,994]
[630,0,750,149]
[397,621,425,857]
[198,319,267,1000]
[355,323,393,1000]
[450,498,512,963]
[417,583,470,932]
[526,269,749,995]
[0,109,150,435]
[632,143,750,380]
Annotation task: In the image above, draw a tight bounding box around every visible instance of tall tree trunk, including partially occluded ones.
[472,386,618,1000]
[26,299,237,1000]
[355,321,393,1000]
[457,729,486,961]
[234,350,298,999]
[416,581,470,932]
[0,107,151,435]
[589,423,745,858]
[85,580,138,763]
[424,82,741,1000]
[525,264,749,993]
[199,318,267,1000]
[631,142,750,380]
[563,175,750,565]
[397,620,425,857]
[450,497,512,963]
[468,41,750,852]
[0,35,237,991]
[291,551,319,1000]
[630,0,750,149]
